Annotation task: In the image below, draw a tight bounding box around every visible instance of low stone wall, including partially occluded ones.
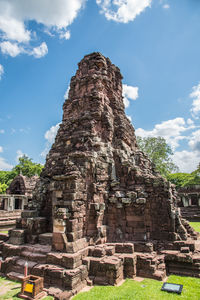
[0,210,22,231]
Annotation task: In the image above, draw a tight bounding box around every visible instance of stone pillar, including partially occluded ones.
[10,196,15,211]
[4,197,8,210]
[21,197,24,210]
[182,196,189,207]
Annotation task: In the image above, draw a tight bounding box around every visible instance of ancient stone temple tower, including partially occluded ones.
[2,53,200,298]
[33,52,187,251]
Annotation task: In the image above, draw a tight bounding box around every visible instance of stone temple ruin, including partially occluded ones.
[1,53,200,299]
[0,175,39,231]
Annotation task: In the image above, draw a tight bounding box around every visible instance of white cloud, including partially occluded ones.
[0,129,5,134]
[0,0,85,40]
[45,123,60,144]
[187,118,194,125]
[0,41,23,57]
[0,14,31,43]
[172,150,200,173]
[122,84,139,108]
[190,82,200,118]
[96,0,152,23]
[16,149,25,162]
[31,42,48,58]
[136,116,200,172]
[0,147,13,170]
[127,115,132,122]
[41,122,60,158]
[64,86,70,99]
[0,0,85,58]
[60,30,71,40]
[0,64,4,80]
[188,129,200,153]
[135,117,191,150]
[0,157,13,170]
[163,4,170,9]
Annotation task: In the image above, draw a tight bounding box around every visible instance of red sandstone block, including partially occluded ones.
[61,253,82,269]
[63,268,82,289]
[66,219,78,231]
[79,247,89,258]
[47,252,62,265]
[45,265,65,279]
[52,233,64,243]
[134,243,153,253]
[126,215,143,222]
[91,246,106,258]
[89,257,103,276]
[115,243,134,254]
[53,242,65,251]
[180,247,190,253]
[105,246,115,256]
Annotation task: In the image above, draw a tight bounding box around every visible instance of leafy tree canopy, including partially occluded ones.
[167,163,200,188]
[136,136,179,177]
[12,155,43,178]
[0,182,8,194]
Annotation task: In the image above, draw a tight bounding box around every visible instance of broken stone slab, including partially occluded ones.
[39,233,53,245]
[136,198,146,204]
[21,210,38,218]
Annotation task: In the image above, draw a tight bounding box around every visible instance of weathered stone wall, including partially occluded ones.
[32,52,187,250]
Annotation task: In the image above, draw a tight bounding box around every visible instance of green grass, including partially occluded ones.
[0,230,8,234]
[189,222,200,232]
[0,276,53,300]
[73,276,200,300]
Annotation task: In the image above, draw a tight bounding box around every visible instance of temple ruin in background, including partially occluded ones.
[0,174,38,230]
[178,185,200,221]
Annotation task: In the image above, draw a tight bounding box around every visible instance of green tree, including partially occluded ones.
[167,163,200,188]
[12,155,43,177]
[0,182,8,194]
[0,170,16,194]
[136,136,179,177]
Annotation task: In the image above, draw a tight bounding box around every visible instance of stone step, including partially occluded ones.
[22,243,52,254]
[151,270,166,281]
[21,250,47,263]
[0,212,21,218]
[0,220,16,226]
[0,233,9,242]
[7,271,25,282]
[38,233,53,245]
[2,243,51,261]
[3,251,88,291]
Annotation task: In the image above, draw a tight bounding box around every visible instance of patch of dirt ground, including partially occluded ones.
[0,279,21,296]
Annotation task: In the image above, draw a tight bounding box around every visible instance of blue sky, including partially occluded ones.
[0,0,200,172]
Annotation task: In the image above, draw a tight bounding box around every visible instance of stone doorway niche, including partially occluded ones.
[13,182,21,195]
[191,194,198,206]
[15,198,22,210]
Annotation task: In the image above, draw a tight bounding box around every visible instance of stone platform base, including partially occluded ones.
[1,239,200,299]
[18,291,47,300]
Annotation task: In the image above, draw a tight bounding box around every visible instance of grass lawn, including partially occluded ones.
[189,222,200,232]
[0,276,53,300]
[73,275,200,300]
[0,230,8,234]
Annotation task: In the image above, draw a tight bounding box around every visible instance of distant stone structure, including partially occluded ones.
[7,174,39,200]
[0,175,38,230]
[1,53,200,299]
[178,185,200,221]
